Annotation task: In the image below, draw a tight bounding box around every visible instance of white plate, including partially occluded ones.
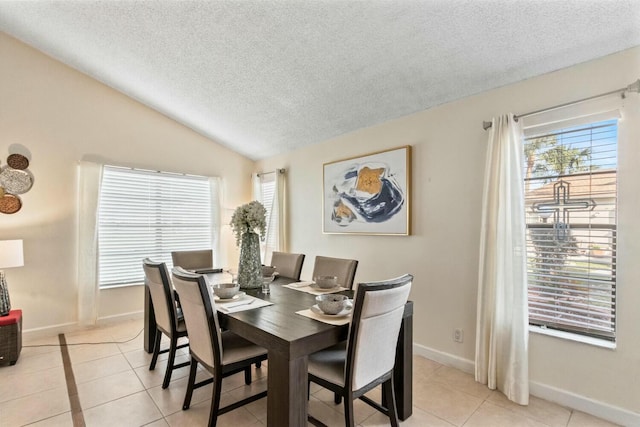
[310,303,353,318]
[309,283,341,291]
[214,291,246,302]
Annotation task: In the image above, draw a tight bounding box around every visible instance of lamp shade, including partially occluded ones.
[0,240,24,269]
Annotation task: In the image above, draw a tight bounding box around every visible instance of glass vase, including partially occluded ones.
[238,232,262,289]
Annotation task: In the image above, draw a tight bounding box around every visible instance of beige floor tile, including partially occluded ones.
[64,328,115,345]
[488,391,571,427]
[567,411,621,427]
[133,354,191,389]
[312,387,378,424]
[464,401,550,427]
[0,349,63,378]
[431,366,492,400]
[73,353,132,384]
[0,386,70,426]
[147,372,213,416]
[413,380,483,426]
[361,405,455,426]
[308,395,351,426]
[82,391,163,427]
[243,394,267,422]
[77,370,145,409]
[142,419,170,427]
[23,411,73,426]
[123,348,165,369]
[117,334,146,354]
[67,342,121,365]
[0,365,66,403]
[413,355,443,381]
[165,397,261,427]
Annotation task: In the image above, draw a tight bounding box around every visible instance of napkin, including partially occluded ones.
[217,297,273,313]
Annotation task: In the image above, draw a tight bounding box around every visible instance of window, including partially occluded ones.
[256,172,278,262]
[524,118,617,341]
[98,166,215,287]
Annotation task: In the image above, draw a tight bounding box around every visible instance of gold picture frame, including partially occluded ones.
[323,145,411,235]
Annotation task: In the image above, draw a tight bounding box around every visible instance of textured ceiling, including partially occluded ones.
[1,1,639,160]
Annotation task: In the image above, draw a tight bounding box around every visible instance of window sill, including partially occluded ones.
[100,282,144,290]
[529,325,616,350]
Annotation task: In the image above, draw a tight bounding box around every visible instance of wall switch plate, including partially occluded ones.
[454,328,463,343]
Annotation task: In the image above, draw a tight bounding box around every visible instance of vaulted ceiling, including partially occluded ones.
[1,1,639,160]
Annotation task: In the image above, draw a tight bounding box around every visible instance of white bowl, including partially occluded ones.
[314,275,338,289]
[316,294,349,315]
[212,283,240,299]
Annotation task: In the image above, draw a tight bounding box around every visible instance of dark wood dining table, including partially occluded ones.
[144,275,413,426]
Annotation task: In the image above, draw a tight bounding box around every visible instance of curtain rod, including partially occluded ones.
[482,78,640,130]
[256,168,286,177]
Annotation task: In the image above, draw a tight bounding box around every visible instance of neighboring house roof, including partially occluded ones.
[526,170,617,203]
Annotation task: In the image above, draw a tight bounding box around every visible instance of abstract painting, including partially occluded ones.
[323,146,411,235]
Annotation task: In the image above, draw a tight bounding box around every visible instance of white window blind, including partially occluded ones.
[524,118,617,341]
[259,173,277,262]
[98,166,213,287]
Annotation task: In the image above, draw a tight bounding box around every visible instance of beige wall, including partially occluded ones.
[257,47,640,418]
[0,33,253,330]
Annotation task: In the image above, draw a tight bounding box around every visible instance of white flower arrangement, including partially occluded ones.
[230,201,267,246]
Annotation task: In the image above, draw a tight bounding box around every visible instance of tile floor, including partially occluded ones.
[0,318,620,427]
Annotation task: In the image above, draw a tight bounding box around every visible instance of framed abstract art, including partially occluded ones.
[323,145,411,235]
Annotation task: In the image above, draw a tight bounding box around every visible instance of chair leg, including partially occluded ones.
[162,335,179,389]
[255,361,261,368]
[307,380,311,400]
[344,391,355,427]
[183,358,199,410]
[149,330,162,370]
[208,375,223,427]
[334,392,342,404]
[383,378,399,427]
[244,366,252,385]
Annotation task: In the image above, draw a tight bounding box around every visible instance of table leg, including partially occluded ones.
[267,351,308,427]
[144,284,157,353]
[394,309,413,420]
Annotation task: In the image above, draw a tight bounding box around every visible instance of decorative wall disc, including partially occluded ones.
[0,194,22,214]
[6,154,29,170]
[0,166,33,194]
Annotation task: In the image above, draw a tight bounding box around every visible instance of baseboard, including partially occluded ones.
[22,311,144,340]
[413,343,639,426]
[96,310,143,325]
[413,342,475,374]
[529,381,640,427]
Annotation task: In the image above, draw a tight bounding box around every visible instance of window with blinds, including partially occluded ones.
[259,173,277,261]
[98,166,213,287]
[524,118,617,341]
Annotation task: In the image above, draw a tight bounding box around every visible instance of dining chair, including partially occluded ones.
[142,258,190,389]
[312,255,359,289]
[307,274,413,427]
[171,249,213,271]
[270,251,305,280]
[171,267,268,427]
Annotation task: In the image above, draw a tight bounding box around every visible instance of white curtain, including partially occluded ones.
[475,114,529,405]
[76,161,103,326]
[209,176,222,268]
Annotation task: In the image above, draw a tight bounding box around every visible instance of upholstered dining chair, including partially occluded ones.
[142,258,190,389]
[307,274,413,427]
[171,267,268,427]
[312,255,359,289]
[171,249,213,271]
[270,251,305,280]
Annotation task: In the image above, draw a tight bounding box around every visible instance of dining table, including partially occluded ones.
[144,274,413,426]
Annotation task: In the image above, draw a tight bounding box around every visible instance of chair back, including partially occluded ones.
[312,256,358,289]
[346,274,412,391]
[142,258,180,335]
[171,267,221,371]
[171,249,213,270]
[270,251,305,280]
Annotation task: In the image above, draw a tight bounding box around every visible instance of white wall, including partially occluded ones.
[257,47,640,420]
[0,33,253,330]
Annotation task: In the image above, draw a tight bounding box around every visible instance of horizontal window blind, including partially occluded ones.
[98,166,212,287]
[524,119,617,341]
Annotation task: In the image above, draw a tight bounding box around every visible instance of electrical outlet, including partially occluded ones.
[454,328,464,343]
